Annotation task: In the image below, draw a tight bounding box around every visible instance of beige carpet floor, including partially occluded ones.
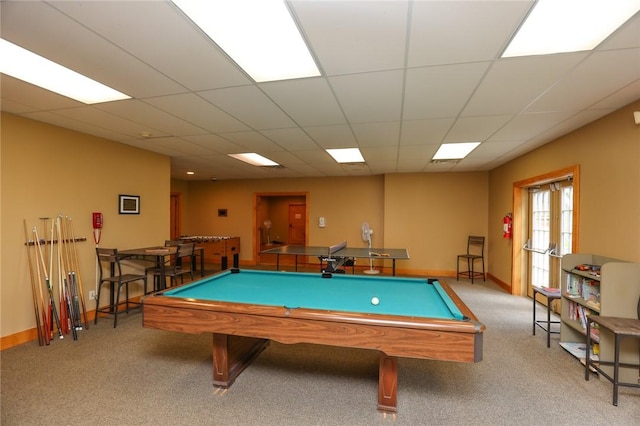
[2,273,639,425]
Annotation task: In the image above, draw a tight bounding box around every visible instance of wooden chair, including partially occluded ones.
[585,297,640,406]
[148,242,195,289]
[456,236,486,284]
[95,248,148,328]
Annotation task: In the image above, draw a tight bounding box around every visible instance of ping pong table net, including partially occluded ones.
[327,240,347,255]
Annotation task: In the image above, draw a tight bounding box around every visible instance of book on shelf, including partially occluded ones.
[559,342,599,362]
[585,299,601,311]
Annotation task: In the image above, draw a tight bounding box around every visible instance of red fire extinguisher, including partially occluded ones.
[503,214,512,239]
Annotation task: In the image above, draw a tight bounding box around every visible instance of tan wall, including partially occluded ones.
[1,113,170,339]
[173,172,489,275]
[488,100,640,287]
[384,172,489,275]
[179,176,386,261]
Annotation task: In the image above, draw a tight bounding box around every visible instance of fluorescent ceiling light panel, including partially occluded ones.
[432,142,480,160]
[0,39,130,104]
[228,153,280,167]
[326,148,365,163]
[503,0,640,57]
[171,0,320,82]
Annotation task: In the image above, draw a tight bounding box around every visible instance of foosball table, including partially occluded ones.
[180,236,240,270]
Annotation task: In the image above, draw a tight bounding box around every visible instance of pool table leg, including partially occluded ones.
[212,334,269,388]
[378,352,398,412]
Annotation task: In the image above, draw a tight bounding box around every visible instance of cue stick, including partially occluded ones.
[68,217,89,329]
[39,217,50,273]
[56,216,75,338]
[57,218,69,335]
[23,219,45,346]
[48,219,63,337]
[60,216,80,336]
[34,227,63,339]
[32,228,51,345]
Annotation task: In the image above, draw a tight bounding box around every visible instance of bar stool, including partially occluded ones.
[456,236,485,284]
[532,286,561,348]
[95,248,148,328]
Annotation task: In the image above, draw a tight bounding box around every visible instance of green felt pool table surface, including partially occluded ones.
[162,269,465,320]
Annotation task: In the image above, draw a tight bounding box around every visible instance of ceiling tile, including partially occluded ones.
[403,62,490,120]
[291,0,409,75]
[303,125,358,149]
[408,0,533,66]
[259,78,346,127]
[144,93,250,134]
[199,86,296,130]
[352,122,401,147]
[259,128,321,151]
[400,118,455,145]
[329,70,404,123]
[462,53,587,116]
[444,115,513,142]
[527,48,640,113]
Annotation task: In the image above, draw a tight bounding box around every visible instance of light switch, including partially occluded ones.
[319,217,325,228]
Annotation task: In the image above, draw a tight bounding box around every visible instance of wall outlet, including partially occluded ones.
[89,291,96,300]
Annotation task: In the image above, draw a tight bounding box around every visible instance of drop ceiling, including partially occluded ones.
[1,1,639,181]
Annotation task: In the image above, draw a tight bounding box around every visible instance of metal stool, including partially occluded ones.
[532,286,561,348]
[585,315,640,406]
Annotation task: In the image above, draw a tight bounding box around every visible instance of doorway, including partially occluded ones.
[255,192,308,264]
[170,192,181,240]
[511,165,580,296]
[526,180,574,291]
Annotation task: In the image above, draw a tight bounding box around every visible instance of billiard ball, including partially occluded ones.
[371,297,380,305]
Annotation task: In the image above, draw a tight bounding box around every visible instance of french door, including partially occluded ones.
[528,181,574,289]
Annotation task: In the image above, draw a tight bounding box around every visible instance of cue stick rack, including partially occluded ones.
[22,216,90,346]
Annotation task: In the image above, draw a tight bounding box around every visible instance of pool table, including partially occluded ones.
[142,269,484,413]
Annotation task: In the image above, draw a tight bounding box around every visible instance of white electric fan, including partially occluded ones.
[361,222,379,275]
[264,219,272,245]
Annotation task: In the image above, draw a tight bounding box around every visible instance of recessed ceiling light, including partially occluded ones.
[228,153,280,167]
[186,171,195,175]
[432,142,480,160]
[171,0,320,82]
[326,148,365,164]
[0,38,131,104]
[502,0,640,57]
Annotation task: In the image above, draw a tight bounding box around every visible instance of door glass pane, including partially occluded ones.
[559,186,573,255]
[531,190,550,287]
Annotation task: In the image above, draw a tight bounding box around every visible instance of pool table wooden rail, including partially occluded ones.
[143,297,483,362]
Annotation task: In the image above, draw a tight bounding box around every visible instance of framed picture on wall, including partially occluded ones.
[119,194,140,214]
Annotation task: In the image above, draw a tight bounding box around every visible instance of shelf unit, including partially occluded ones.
[560,253,640,383]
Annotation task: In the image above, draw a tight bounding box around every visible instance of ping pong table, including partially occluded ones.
[260,241,410,276]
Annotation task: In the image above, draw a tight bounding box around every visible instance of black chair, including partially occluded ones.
[456,236,486,284]
[585,297,640,406]
[148,242,195,288]
[95,248,148,328]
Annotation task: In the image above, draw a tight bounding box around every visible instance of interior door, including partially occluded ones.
[288,204,306,245]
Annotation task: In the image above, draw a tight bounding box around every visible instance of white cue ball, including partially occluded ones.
[371,296,380,305]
